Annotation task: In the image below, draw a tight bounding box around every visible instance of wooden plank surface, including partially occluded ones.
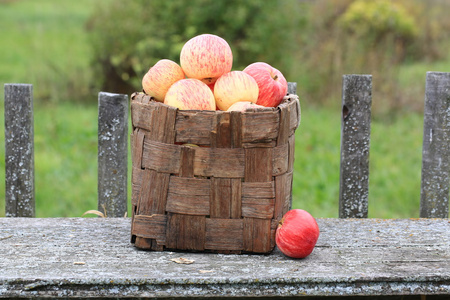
[4,84,35,217]
[97,92,129,217]
[0,218,449,298]
[420,72,450,218]
[339,75,372,218]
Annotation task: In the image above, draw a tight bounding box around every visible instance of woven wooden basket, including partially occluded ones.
[130,92,301,254]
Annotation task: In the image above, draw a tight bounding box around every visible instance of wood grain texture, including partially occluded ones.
[210,178,232,218]
[165,213,206,251]
[339,75,372,218]
[174,110,217,145]
[130,93,300,253]
[241,110,279,146]
[98,92,128,217]
[205,218,244,250]
[420,72,450,218]
[274,171,293,220]
[1,218,448,298]
[4,84,35,217]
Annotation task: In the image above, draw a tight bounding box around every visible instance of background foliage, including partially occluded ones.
[86,0,306,96]
[1,0,450,218]
[87,0,450,116]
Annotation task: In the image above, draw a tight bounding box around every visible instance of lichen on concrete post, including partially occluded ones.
[4,84,35,217]
[420,72,450,218]
[287,82,297,95]
[98,92,129,217]
[339,75,372,218]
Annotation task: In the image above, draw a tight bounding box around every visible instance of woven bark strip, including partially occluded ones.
[230,178,242,219]
[131,129,145,169]
[287,135,296,173]
[243,217,272,253]
[244,147,273,182]
[270,219,279,249]
[166,213,206,251]
[131,167,143,207]
[142,140,181,173]
[138,169,170,215]
[132,214,167,244]
[211,112,231,148]
[175,110,217,145]
[194,147,245,177]
[273,143,289,175]
[130,102,153,131]
[166,177,211,215]
[241,197,275,219]
[274,171,294,220]
[130,92,300,254]
[241,110,279,146]
[230,111,243,148]
[205,218,244,250]
[133,168,171,250]
[148,103,177,143]
[277,100,291,146]
[252,218,272,253]
[179,145,196,177]
[211,178,232,218]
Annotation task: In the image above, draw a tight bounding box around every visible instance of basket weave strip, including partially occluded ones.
[131,214,279,253]
[205,218,244,250]
[130,92,300,254]
[210,178,242,218]
[140,140,292,178]
[131,94,300,147]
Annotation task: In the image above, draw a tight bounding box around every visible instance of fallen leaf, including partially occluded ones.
[170,257,195,264]
[199,270,214,273]
[73,262,86,265]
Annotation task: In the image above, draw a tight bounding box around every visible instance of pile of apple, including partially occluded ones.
[142,33,320,259]
[141,34,288,112]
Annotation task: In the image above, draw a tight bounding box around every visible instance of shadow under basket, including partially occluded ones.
[130,92,301,254]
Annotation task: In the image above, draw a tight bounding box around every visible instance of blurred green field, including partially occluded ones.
[1,0,448,218]
[293,105,425,218]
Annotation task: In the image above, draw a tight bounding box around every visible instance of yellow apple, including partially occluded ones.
[164,78,216,110]
[214,71,259,111]
[142,59,185,102]
[180,34,233,85]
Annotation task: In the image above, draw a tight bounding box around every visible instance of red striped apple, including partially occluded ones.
[180,34,233,85]
[164,78,216,111]
[243,62,288,107]
[226,101,265,112]
[276,209,320,259]
[142,59,185,102]
[214,71,259,111]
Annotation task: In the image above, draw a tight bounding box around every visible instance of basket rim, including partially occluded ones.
[131,91,299,114]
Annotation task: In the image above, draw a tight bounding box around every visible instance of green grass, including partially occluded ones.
[0,102,99,217]
[395,55,450,113]
[32,102,99,217]
[0,0,101,217]
[0,0,448,218]
[0,0,96,103]
[291,104,426,218]
[291,104,341,218]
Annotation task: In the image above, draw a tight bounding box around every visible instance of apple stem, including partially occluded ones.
[273,74,278,81]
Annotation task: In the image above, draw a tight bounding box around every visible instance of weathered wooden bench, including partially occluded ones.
[1,73,449,299]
